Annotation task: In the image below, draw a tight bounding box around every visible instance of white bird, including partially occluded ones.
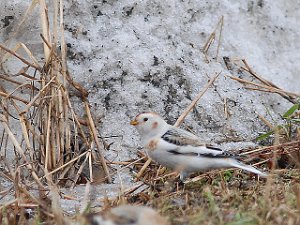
[83,205,170,225]
[130,112,268,181]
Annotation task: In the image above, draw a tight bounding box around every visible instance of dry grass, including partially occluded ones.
[119,141,300,225]
[0,1,110,223]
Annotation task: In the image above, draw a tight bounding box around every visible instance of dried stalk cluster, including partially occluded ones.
[0,0,111,194]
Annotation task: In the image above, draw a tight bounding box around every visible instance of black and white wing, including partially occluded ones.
[161,126,235,157]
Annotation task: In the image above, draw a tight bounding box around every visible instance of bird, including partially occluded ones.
[130,112,268,181]
[83,205,170,225]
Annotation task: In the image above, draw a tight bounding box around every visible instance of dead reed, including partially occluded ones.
[0,0,110,223]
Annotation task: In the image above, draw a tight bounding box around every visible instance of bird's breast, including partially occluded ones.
[145,139,159,151]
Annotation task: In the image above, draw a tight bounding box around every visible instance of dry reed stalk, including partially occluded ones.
[93,157,146,184]
[135,158,152,180]
[0,0,38,57]
[39,0,51,61]
[153,172,178,181]
[240,140,300,156]
[0,114,44,188]
[71,150,90,188]
[59,0,68,86]
[252,159,270,167]
[256,112,274,129]
[155,166,164,178]
[203,16,224,61]
[226,74,299,100]
[124,183,146,195]
[175,72,221,126]
[203,32,215,61]
[7,82,36,97]
[89,150,93,182]
[20,75,56,113]
[19,113,33,157]
[0,89,31,105]
[6,43,40,70]
[0,199,18,211]
[108,161,134,165]
[216,16,224,60]
[228,59,299,104]
[223,97,229,118]
[0,0,113,192]
[0,75,38,91]
[37,150,90,181]
[0,44,41,70]
[245,86,282,93]
[85,101,111,183]
[242,59,283,89]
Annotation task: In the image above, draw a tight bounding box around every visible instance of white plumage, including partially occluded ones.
[130,112,267,180]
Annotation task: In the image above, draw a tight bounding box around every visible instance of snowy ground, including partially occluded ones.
[1,0,299,212]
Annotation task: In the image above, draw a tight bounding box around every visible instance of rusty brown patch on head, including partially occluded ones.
[152,122,158,129]
[147,139,158,151]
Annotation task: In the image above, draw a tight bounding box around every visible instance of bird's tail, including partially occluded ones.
[230,160,268,178]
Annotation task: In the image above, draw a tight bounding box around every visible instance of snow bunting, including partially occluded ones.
[84,205,170,225]
[130,112,267,180]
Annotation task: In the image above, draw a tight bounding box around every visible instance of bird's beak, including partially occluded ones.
[130,119,139,126]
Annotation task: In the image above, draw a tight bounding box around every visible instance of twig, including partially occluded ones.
[245,87,280,93]
[226,74,299,103]
[240,140,300,156]
[20,75,56,114]
[94,157,146,184]
[71,151,90,188]
[242,59,280,88]
[39,0,51,61]
[89,150,93,182]
[36,150,91,183]
[223,97,229,119]
[0,114,44,188]
[0,74,39,91]
[0,199,18,211]
[231,60,299,104]
[85,101,111,183]
[124,183,146,195]
[20,43,41,68]
[0,90,31,105]
[135,158,152,180]
[0,44,41,70]
[216,16,224,60]
[153,171,178,181]
[203,16,224,61]
[174,72,221,126]
[256,112,274,129]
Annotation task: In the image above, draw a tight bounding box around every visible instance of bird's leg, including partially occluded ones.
[179,171,189,181]
[174,171,190,190]
[171,177,185,192]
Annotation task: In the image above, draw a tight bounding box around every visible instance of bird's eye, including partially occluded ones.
[143,118,148,122]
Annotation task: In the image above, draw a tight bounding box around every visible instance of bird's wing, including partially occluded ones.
[161,126,233,157]
[166,149,235,158]
[161,127,205,146]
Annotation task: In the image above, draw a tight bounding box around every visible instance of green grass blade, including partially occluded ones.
[256,130,274,141]
[283,103,299,118]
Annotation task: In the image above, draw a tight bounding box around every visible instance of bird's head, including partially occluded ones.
[130,112,168,138]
